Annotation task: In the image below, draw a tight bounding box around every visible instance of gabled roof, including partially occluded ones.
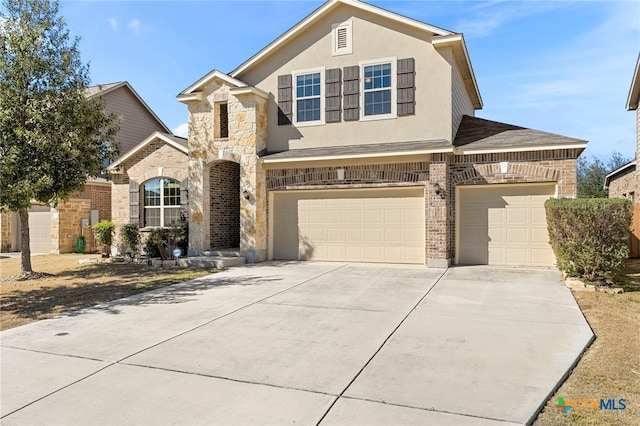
[604,160,636,188]
[107,132,188,172]
[230,0,453,78]
[86,81,171,134]
[177,70,249,102]
[454,115,587,154]
[627,53,640,111]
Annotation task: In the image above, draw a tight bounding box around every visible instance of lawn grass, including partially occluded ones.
[533,259,640,425]
[0,253,214,330]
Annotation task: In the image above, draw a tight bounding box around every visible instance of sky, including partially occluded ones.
[55,0,640,161]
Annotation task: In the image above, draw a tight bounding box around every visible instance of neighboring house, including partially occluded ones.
[0,81,171,254]
[605,53,640,201]
[168,0,585,267]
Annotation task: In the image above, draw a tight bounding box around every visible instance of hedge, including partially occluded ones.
[545,198,632,282]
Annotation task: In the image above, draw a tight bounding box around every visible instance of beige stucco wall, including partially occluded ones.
[236,4,455,151]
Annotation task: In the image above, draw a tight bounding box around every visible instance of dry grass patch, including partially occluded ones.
[0,253,213,330]
[534,260,640,426]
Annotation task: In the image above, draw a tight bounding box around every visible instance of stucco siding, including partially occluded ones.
[236,4,453,151]
[103,87,168,157]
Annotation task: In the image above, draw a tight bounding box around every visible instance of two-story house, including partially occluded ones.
[0,81,177,254]
[116,0,585,267]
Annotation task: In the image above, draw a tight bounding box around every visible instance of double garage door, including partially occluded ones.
[457,184,555,267]
[270,183,555,267]
[271,187,425,264]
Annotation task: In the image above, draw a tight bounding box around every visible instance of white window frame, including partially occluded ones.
[332,20,352,56]
[143,178,181,228]
[359,57,397,121]
[292,67,325,127]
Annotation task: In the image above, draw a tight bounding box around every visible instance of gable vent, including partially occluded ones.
[332,21,352,56]
[336,27,348,50]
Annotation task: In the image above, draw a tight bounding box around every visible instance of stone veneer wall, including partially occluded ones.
[52,199,91,254]
[210,161,240,248]
[186,79,267,261]
[0,213,13,252]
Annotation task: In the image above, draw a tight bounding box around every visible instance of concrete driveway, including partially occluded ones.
[1,262,593,425]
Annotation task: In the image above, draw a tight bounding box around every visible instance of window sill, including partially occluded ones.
[294,120,326,128]
[360,113,397,122]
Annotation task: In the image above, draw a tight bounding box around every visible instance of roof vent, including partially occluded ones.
[332,21,352,56]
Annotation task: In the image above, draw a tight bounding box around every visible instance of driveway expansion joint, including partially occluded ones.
[315,267,449,425]
[117,361,338,397]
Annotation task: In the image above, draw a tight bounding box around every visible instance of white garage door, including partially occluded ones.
[28,205,53,254]
[457,184,555,267]
[271,187,425,264]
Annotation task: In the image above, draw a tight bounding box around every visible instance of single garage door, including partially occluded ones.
[271,187,424,264]
[28,205,53,254]
[457,184,555,267]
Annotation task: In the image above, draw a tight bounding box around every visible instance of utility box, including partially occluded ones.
[90,210,99,226]
[80,218,89,229]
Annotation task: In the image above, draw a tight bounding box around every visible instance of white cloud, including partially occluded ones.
[128,19,141,34]
[107,17,118,32]
[173,123,189,138]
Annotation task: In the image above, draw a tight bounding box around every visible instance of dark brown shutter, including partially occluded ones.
[129,180,140,224]
[180,180,188,219]
[397,58,415,116]
[343,65,359,121]
[325,68,341,123]
[277,74,292,125]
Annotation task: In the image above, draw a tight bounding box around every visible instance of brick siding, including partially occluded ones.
[210,161,240,249]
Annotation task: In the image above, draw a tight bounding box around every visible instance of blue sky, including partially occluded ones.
[58,0,640,161]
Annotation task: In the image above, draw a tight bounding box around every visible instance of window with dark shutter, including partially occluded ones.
[325,68,341,123]
[343,65,359,121]
[397,58,415,116]
[277,74,292,125]
[129,180,140,224]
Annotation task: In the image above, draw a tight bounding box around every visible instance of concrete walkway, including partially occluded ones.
[0,262,593,425]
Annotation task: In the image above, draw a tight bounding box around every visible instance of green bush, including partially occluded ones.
[545,198,632,282]
[143,222,187,260]
[93,220,116,256]
[119,223,140,255]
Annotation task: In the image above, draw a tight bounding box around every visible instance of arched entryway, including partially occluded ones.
[209,161,240,249]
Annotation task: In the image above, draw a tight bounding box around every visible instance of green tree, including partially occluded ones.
[0,0,119,276]
[577,151,630,198]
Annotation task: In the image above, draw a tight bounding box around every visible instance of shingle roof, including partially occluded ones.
[85,82,123,98]
[260,140,452,162]
[454,115,586,152]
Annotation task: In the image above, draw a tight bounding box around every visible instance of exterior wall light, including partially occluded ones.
[243,190,250,200]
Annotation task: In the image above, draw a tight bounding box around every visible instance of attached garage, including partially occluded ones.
[28,205,53,254]
[457,184,555,267]
[270,187,425,264]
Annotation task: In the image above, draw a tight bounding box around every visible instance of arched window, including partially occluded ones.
[143,178,181,227]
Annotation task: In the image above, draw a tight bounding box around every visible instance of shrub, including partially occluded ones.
[120,223,140,255]
[546,198,632,282]
[93,220,116,256]
[143,222,187,261]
